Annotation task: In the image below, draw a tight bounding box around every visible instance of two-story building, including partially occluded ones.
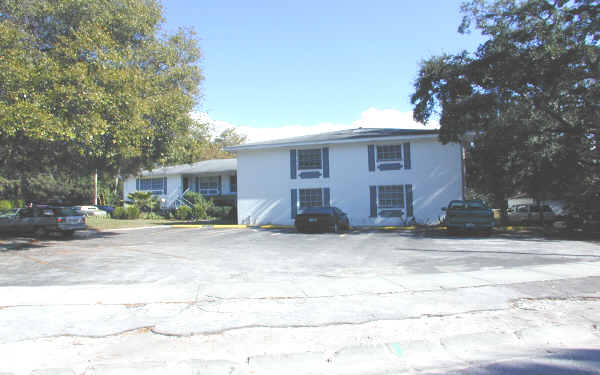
[123,159,237,208]
[226,128,463,226]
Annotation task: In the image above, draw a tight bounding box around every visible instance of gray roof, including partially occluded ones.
[226,128,438,151]
[140,158,236,176]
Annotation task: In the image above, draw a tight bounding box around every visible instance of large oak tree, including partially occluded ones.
[0,0,203,180]
[411,0,599,212]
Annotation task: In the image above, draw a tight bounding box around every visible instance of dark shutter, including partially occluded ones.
[369,186,377,217]
[403,142,411,169]
[195,177,199,193]
[322,147,330,178]
[406,184,414,217]
[136,178,140,191]
[163,177,167,195]
[368,145,375,171]
[291,189,297,218]
[323,188,330,207]
[218,175,222,195]
[290,149,297,179]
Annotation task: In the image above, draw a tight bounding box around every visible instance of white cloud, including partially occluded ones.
[192,107,438,143]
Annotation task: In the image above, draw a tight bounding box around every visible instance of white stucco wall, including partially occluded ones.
[236,138,462,226]
[123,173,235,202]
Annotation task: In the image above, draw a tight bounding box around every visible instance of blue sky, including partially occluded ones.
[162,1,486,141]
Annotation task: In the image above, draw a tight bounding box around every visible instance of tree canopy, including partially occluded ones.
[0,0,203,178]
[411,0,599,209]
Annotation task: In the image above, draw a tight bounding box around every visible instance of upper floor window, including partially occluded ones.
[140,177,164,195]
[298,149,322,170]
[198,176,219,196]
[299,188,323,209]
[376,144,402,162]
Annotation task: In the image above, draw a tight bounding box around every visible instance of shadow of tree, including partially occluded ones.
[443,349,600,374]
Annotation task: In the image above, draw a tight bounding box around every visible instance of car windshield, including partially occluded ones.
[53,207,78,216]
[300,207,333,215]
[448,201,465,209]
[466,200,486,209]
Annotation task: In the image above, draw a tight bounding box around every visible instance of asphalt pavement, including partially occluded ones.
[1,227,599,374]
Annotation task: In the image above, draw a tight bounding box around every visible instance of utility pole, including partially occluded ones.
[93,169,98,205]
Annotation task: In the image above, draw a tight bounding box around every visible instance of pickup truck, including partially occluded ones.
[0,206,87,238]
[442,199,495,235]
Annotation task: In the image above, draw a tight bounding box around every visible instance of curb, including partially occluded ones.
[171,224,248,229]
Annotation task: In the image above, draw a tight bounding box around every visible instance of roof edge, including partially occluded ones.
[225,133,440,152]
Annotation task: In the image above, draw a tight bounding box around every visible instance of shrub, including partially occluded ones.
[112,206,127,219]
[0,200,13,210]
[126,206,141,219]
[112,206,141,219]
[175,205,192,220]
[191,203,207,220]
[183,191,203,205]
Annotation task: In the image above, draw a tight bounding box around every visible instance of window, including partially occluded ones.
[229,176,237,193]
[198,176,219,195]
[376,144,402,162]
[378,185,404,209]
[139,177,164,195]
[298,149,322,170]
[299,188,323,209]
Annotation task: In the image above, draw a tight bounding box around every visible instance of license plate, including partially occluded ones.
[465,223,475,228]
[67,217,81,224]
[308,218,317,223]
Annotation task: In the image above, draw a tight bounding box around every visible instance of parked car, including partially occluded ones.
[443,199,495,235]
[507,204,555,226]
[96,205,115,215]
[0,206,86,237]
[295,207,350,233]
[72,205,108,216]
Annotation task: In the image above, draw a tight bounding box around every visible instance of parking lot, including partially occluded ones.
[1,227,600,374]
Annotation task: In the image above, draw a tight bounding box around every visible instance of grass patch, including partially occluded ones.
[85,216,180,230]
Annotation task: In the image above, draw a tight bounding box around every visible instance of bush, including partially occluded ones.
[112,207,127,219]
[175,205,192,220]
[191,203,207,220]
[183,191,203,205]
[126,206,141,219]
[112,206,141,219]
[0,200,13,210]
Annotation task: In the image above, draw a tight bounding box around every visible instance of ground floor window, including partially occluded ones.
[230,175,237,193]
[198,176,219,195]
[371,184,412,217]
[138,177,165,195]
[378,185,404,209]
[299,188,323,209]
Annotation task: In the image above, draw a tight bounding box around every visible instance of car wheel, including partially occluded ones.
[447,227,457,236]
[62,230,75,238]
[296,226,304,233]
[33,226,47,238]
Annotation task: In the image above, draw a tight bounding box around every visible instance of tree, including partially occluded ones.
[411,0,599,217]
[0,0,203,179]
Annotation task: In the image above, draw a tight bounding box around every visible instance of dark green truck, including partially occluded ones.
[442,199,495,235]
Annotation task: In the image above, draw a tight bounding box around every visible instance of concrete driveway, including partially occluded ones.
[1,227,600,374]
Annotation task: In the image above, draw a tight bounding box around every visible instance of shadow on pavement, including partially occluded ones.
[444,349,600,375]
[0,230,119,252]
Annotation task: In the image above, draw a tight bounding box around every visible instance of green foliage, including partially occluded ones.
[191,204,207,220]
[127,191,159,212]
[0,0,203,179]
[0,200,14,210]
[112,206,140,219]
[175,205,192,220]
[411,0,599,209]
